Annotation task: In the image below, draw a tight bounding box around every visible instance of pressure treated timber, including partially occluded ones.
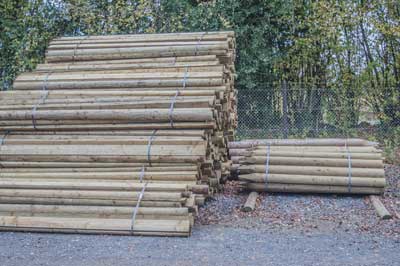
[0,31,237,236]
[369,195,392,219]
[231,138,385,195]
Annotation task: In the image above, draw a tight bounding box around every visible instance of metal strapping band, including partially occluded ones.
[0,131,10,169]
[171,56,178,66]
[72,36,89,61]
[41,72,51,91]
[31,73,51,130]
[194,32,207,56]
[168,67,189,128]
[130,182,148,233]
[0,131,10,146]
[345,140,352,193]
[147,130,158,166]
[265,143,271,189]
[139,165,145,183]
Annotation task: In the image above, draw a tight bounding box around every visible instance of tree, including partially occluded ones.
[0,0,64,90]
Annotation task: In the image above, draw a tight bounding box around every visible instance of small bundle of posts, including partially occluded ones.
[0,31,236,236]
[229,138,385,194]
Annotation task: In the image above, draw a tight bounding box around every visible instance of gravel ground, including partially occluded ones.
[0,226,399,266]
[198,165,400,238]
[0,165,398,266]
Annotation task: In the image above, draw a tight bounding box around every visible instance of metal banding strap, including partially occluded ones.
[146,130,158,166]
[0,131,10,169]
[250,142,255,150]
[171,56,178,66]
[41,72,51,91]
[345,140,352,193]
[72,36,89,61]
[130,182,148,233]
[72,43,79,62]
[265,143,271,189]
[139,165,145,183]
[31,73,51,130]
[168,67,189,128]
[194,32,207,56]
[0,130,10,146]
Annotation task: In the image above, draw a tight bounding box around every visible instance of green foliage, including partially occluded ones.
[382,127,400,164]
[0,0,399,158]
[0,0,64,90]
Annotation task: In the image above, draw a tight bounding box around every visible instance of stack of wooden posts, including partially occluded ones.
[229,138,386,194]
[0,31,236,236]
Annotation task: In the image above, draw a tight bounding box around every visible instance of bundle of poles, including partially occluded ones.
[229,138,386,195]
[0,31,236,236]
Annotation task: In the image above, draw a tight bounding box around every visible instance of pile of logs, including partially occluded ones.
[229,138,385,195]
[0,31,236,236]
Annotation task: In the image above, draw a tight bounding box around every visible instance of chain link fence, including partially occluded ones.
[235,84,400,163]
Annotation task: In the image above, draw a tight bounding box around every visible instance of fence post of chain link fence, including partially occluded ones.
[281,80,289,139]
